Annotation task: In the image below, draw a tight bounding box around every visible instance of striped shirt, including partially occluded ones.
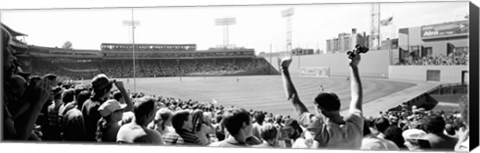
[176,129,202,145]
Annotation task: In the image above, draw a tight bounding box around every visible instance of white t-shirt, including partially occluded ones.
[300,110,364,149]
[361,135,400,150]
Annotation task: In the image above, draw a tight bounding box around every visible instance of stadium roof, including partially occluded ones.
[1,22,28,37]
[101,43,196,46]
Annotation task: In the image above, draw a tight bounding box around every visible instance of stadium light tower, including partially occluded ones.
[370,3,381,50]
[215,17,236,48]
[281,8,294,56]
[122,8,140,93]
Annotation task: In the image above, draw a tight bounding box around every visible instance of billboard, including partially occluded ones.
[421,20,468,39]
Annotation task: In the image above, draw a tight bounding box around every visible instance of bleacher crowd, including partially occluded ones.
[2,23,470,152]
[396,52,468,66]
[28,58,274,80]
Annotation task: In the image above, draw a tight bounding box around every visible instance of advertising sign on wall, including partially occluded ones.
[421,20,468,39]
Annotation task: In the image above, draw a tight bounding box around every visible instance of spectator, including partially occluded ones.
[383,125,406,149]
[191,109,215,145]
[279,52,363,149]
[423,114,458,150]
[282,119,309,148]
[361,119,399,150]
[251,111,265,141]
[252,123,278,148]
[171,110,202,145]
[61,89,89,141]
[116,97,163,144]
[82,74,132,141]
[402,129,431,151]
[58,89,76,118]
[96,99,126,142]
[43,87,64,141]
[455,95,469,151]
[373,117,390,139]
[209,108,253,147]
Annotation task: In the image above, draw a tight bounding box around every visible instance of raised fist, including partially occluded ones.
[280,57,293,69]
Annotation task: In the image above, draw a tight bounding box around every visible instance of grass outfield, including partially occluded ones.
[107,75,415,117]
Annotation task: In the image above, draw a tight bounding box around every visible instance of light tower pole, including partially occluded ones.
[215,17,236,48]
[282,8,294,57]
[123,8,140,93]
[370,3,381,50]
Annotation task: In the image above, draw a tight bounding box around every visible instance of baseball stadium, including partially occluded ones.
[2,3,471,150]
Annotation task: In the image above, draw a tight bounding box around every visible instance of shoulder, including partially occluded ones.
[345,110,363,125]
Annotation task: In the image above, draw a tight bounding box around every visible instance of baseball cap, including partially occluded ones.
[98,99,126,117]
[402,129,427,140]
[91,74,114,90]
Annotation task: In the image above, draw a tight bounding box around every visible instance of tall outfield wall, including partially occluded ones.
[263,50,391,78]
[389,65,468,83]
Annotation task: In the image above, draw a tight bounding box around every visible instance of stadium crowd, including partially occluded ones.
[2,23,470,152]
[28,58,274,80]
[396,52,468,66]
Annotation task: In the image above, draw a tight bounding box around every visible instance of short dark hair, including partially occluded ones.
[76,90,91,108]
[374,117,390,133]
[254,111,265,125]
[314,93,340,111]
[133,97,156,122]
[171,110,190,131]
[62,89,75,103]
[423,115,445,134]
[223,108,251,136]
[284,119,302,140]
[113,91,123,101]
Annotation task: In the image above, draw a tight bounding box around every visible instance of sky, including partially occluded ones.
[0,0,470,54]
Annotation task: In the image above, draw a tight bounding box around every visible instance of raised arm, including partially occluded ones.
[114,80,134,112]
[348,54,363,113]
[280,58,309,116]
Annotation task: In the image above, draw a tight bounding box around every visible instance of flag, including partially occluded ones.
[380,16,393,26]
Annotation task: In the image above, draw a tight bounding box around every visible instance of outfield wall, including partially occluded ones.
[263,50,391,78]
[388,65,468,83]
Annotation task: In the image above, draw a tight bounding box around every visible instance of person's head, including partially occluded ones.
[374,117,390,134]
[156,107,173,126]
[62,89,76,104]
[423,114,445,134]
[98,99,126,122]
[171,110,192,131]
[52,86,63,101]
[260,123,278,146]
[444,124,455,136]
[192,109,205,132]
[222,108,253,141]
[91,74,114,101]
[133,96,157,126]
[10,74,27,100]
[253,111,265,125]
[76,89,91,109]
[283,119,303,140]
[313,92,341,117]
[402,129,429,150]
[112,91,124,103]
[384,125,406,149]
[274,114,283,124]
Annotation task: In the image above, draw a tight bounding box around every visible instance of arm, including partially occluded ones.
[15,78,53,140]
[114,81,133,112]
[280,58,309,116]
[348,54,363,113]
